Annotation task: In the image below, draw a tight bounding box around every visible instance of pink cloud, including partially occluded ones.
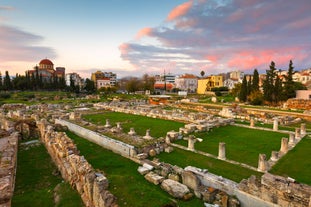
[118,43,131,61]
[135,27,153,39]
[205,55,219,62]
[226,48,307,70]
[166,1,193,21]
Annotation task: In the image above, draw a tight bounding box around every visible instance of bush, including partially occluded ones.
[0,93,11,99]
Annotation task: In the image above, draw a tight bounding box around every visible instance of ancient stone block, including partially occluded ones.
[137,166,150,175]
[168,173,180,182]
[182,170,201,191]
[161,179,190,199]
[144,172,165,185]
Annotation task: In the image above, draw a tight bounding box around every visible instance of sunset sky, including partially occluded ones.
[1,0,310,78]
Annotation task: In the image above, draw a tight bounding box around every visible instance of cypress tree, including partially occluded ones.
[247,76,252,97]
[0,72,3,90]
[239,75,248,102]
[263,61,277,103]
[252,69,260,92]
[283,60,296,99]
[3,71,12,90]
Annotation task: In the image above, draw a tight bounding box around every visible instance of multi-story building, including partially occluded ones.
[197,75,223,94]
[155,73,176,84]
[65,72,84,88]
[96,78,111,89]
[175,74,198,93]
[229,71,244,80]
[224,78,240,89]
[91,71,117,88]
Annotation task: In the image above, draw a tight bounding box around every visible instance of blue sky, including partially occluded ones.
[1,0,311,78]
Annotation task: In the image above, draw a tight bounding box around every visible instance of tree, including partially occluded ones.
[0,72,3,90]
[239,76,247,102]
[274,76,283,103]
[200,70,205,77]
[247,76,252,97]
[252,69,260,92]
[283,60,296,99]
[125,77,140,93]
[141,74,155,92]
[263,61,278,103]
[3,71,12,90]
[248,90,264,105]
[84,78,95,93]
[230,82,241,97]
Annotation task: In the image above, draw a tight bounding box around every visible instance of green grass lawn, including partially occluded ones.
[12,140,83,207]
[83,111,185,138]
[175,125,287,167]
[66,131,204,207]
[235,120,311,132]
[269,137,311,185]
[155,147,262,182]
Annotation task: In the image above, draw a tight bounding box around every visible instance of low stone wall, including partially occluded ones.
[183,166,311,207]
[0,132,19,206]
[238,173,311,207]
[37,119,118,207]
[286,99,311,110]
[55,119,135,158]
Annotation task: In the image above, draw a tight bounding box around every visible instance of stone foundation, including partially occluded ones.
[0,132,19,206]
[37,119,118,207]
[286,99,311,110]
[239,173,311,207]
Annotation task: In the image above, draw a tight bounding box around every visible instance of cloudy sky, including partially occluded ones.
[1,0,310,78]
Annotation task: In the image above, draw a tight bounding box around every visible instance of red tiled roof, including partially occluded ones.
[39,59,53,65]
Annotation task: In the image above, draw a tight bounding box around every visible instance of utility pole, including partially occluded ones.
[163,69,166,94]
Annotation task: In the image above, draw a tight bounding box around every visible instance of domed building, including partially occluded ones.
[28,58,65,82]
[39,58,54,71]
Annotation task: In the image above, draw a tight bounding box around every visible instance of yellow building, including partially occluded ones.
[197,75,223,94]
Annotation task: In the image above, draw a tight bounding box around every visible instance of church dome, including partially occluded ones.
[39,59,54,65]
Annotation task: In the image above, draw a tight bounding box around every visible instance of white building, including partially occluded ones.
[97,78,112,89]
[65,73,83,88]
[224,78,241,89]
[175,74,198,93]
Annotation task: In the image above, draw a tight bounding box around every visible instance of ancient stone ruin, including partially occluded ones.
[37,119,118,207]
[0,132,19,206]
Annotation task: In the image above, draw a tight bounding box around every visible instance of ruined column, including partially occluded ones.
[289,133,295,145]
[295,128,301,139]
[218,142,226,160]
[250,117,255,128]
[300,123,306,136]
[280,137,288,154]
[165,136,171,144]
[270,151,278,161]
[187,135,196,151]
[104,119,111,128]
[116,122,121,128]
[257,154,268,172]
[143,129,152,140]
[128,127,136,135]
[273,118,278,131]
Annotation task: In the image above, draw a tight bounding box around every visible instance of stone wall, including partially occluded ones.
[238,173,311,207]
[286,99,311,110]
[55,119,135,158]
[0,132,19,206]
[37,119,118,207]
[183,166,311,207]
